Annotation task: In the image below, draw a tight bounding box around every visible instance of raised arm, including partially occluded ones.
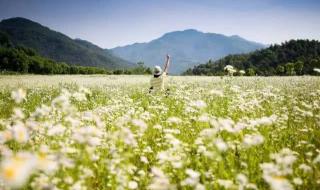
[163,54,170,73]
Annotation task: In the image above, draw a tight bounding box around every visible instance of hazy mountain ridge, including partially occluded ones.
[111,29,265,74]
[0,17,133,69]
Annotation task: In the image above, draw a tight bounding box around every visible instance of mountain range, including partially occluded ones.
[111,29,265,74]
[0,17,133,69]
[0,17,267,74]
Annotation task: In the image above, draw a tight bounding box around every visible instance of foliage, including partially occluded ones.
[112,62,152,75]
[184,40,320,76]
[0,46,112,74]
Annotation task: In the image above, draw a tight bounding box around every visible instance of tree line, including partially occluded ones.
[183,40,320,76]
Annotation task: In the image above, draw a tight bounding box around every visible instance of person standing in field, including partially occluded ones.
[149,54,170,94]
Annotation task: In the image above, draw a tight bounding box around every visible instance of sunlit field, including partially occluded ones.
[0,75,319,190]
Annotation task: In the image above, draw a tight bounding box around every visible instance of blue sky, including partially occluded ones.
[0,0,319,48]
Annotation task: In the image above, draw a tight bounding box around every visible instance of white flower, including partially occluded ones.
[195,184,205,190]
[224,65,234,70]
[242,133,264,148]
[153,124,163,130]
[209,89,224,97]
[298,163,312,173]
[70,180,85,190]
[72,92,87,101]
[213,118,237,133]
[64,176,74,184]
[0,152,37,188]
[47,124,66,136]
[246,183,258,189]
[215,138,228,152]
[260,148,297,190]
[198,114,210,122]
[11,122,29,143]
[32,104,51,118]
[131,119,148,132]
[167,117,182,124]
[11,89,26,103]
[181,169,200,186]
[292,177,303,185]
[186,169,200,178]
[224,65,237,75]
[0,129,13,143]
[83,111,94,120]
[128,181,138,189]
[270,148,297,174]
[313,68,320,73]
[12,108,25,119]
[140,156,149,164]
[236,173,248,187]
[148,167,174,190]
[217,179,234,189]
[79,86,91,95]
[36,147,58,174]
[249,115,277,127]
[88,137,101,146]
[190,100,207,109]
[313,153,320,164]
[264,176,293,190]
[239,70,246,74]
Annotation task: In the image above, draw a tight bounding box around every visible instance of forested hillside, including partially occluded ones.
[0,32,111,74]
[0,17,133,69]
[184,40,320,76]
[1,31,155,74]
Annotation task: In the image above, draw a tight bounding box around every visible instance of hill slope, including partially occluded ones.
[110,29,265,74]
[0,17,133,69]
[0,34,111,74]
[183,40,320,76]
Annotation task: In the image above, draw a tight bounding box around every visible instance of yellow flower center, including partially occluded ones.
[18,130,26,141]
[3,167,16,180]
[38,152,47,161]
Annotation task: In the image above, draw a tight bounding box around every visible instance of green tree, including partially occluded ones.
[145,67,152,74]
[294,61,304,75]
[0,31,10,47]
[247,68,255,76]
[137,61,144,67]
[113,70,124,75]
[285,62,296,76]
[276,65,285,75]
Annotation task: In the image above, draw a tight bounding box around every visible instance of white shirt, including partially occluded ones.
[150,72,167,92]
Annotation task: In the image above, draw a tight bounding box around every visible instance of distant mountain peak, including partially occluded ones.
[230,35,242,39]
[111,29,265,74]
[181,29,200,33]
[160,29,201,38]
[1,17,42,27]
[2,17,33,22]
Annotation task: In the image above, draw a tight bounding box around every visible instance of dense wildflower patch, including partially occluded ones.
[0,75,319,190]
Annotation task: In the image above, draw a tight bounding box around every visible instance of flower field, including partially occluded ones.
[0,75,319,190]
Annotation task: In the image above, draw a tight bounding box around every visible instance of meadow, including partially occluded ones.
[0,75,319,190]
